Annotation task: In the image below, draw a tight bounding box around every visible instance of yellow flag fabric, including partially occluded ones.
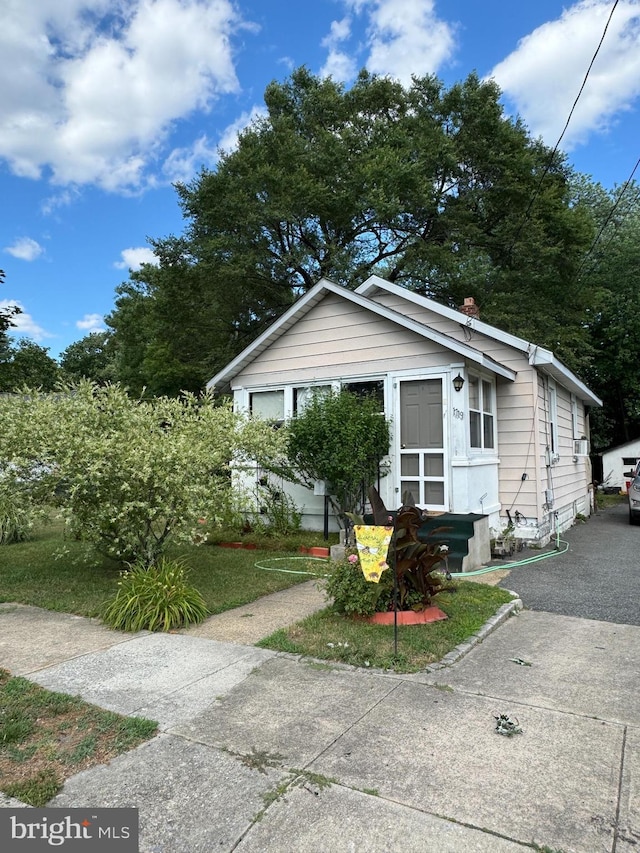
[354,525,394,583]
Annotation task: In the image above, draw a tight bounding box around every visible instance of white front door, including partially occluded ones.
[398,377,447,511]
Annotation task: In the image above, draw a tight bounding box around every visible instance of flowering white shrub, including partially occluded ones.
[0,382,287,565]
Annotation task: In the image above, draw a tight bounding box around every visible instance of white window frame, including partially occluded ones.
[249,389,285,426]
[570,393,579,440]
[468,373,496,452]
[293,384,334,415]
[548,379,558,456]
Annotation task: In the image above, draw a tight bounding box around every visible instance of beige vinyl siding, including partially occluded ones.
[234,292,451,387]
[369,290,555,521]
[371,290,531,371]
[495,373,542,521]
[548,384,590,509]
[372,290,558,522]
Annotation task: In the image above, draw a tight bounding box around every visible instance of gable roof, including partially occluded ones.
[600,436,640,456]
[207,278,517,391]
[207,275,601,406]
[356,276,601,407]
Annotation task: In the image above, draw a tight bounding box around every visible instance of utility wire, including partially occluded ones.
[576,155,640,280]
[508,0,620,253]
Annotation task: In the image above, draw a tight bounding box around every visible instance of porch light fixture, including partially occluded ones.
[453,373,465,392]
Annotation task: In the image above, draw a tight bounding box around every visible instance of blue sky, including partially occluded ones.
[2,0,640,360]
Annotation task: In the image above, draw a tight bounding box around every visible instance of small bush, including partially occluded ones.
[325,552,394,617]
[0,485,34,545]
[101,558,209,632]
[254,481,302,537]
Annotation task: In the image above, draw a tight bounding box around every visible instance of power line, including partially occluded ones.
[576,156,640,280]
[508,0,620,253]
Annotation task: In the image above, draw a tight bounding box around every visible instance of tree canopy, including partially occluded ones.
[59,331,116,385]
[0,339,60,393]
[0,269,22,363]
[107,67,595,396]
[101,66,640,448]
[574,179,640,448]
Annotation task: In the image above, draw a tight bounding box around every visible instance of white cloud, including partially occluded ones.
[217,106,268,154]
[0,300,50,341]
[345,0,457,84]
[41,188,81,217]
[76,313,105,333]
[321,17,358,81]
[3,237,44,261]
[490,0,640,150]
[0,0,246,193]
[163,135,220,183]
[114,247,159,271]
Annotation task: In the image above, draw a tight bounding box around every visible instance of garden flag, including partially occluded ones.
[354,525,393,583]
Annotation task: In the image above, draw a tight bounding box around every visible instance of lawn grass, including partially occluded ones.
[0,516,329,619]
[0,668,157,806]
[257,581,515,673]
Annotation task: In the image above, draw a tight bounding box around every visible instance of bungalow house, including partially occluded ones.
[207,275,601,566]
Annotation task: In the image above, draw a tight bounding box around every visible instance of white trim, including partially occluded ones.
[207,278,517,390]
[543,377,559,464]
[355,275,602,407]
[392,372,450,512]
[467,372,497,454]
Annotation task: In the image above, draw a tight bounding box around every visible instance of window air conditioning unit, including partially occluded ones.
[573,439,589,456]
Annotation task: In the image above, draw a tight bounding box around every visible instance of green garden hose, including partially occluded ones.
[254,533,570,579]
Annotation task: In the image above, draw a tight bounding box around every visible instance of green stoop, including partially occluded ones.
[363,512,490,573]
[415,513,487,573]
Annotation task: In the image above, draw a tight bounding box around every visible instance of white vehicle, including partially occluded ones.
[628,472,640,525]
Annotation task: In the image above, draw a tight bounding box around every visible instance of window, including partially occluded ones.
[570,394,579,439]
[249,390,284,425]
[468,376,495,450]
[344,380,385,411]
[293,385,332,415]
[548,381,558,455]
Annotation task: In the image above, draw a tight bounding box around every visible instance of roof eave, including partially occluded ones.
[206,278,339,391]
[207,277,517,390]
[537,358,603,407]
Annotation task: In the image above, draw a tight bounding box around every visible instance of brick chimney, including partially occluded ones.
[459,296,479,319]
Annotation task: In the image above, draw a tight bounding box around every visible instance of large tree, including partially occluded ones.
[108,67,595,395]
[0,339,60,392]
[60,331,117,385]
[0,269,21,363]
[575,178,640,449]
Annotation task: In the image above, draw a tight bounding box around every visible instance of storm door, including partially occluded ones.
[399,379,446,510]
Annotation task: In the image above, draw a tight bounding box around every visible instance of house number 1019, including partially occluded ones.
[452,407,464,420]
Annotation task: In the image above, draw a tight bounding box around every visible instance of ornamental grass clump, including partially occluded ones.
[101,558,209,632]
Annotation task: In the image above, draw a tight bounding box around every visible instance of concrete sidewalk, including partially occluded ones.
[1,597,638,852]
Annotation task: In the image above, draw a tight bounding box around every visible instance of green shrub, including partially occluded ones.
[283,388,390,522]
[325,551,394,617]
[101,558,209,632]
[0,382,288,567]
[253,481,302,537]
[0,484,34,545]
